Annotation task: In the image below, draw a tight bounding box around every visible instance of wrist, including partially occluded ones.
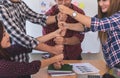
[52,31,56,38]
[65,23,70,29]
[71,11,78,18]
[63,38,67,45]
[50,46,58,55]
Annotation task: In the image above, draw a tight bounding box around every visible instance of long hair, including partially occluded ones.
[97,0,120,43]
[0,21,11,60]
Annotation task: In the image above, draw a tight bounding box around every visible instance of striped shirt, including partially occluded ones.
[91,11,120,68]
[0,0,47,49]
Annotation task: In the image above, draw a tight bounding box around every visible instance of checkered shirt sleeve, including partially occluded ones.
[0,1,48,48]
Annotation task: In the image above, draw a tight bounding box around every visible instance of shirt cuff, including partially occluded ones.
[90,17,97,32]
[31,38,40,49]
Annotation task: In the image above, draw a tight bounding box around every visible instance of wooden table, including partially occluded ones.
[32,60,108,78]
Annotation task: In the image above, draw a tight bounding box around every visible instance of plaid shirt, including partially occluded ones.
[43,4,85,60]
[91,11,120,68]
[0,44,40,78]
[0,0,47,48]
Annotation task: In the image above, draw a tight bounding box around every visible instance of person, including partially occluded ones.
[0,0,64,54]
[43,0,85,60]
[0,20,64,78]
[0,0,64,66]
[58,0,120,69]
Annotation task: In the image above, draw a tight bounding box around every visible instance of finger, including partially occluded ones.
[53,38,57,42]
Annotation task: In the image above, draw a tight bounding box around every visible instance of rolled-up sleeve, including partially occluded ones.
[91,12,120,32]
[22,1,47,26]
[0,3,40,48]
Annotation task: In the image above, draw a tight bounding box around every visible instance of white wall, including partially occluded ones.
[23,0,101,53]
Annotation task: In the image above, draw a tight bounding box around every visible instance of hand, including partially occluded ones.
[51,45,64,55]
[58,22,68,30]
[53,54,64,62]
[54,36,65,45]
[53,29,62,37]
[53,28,66,37]
[61,29,66,36]
[58,5,73,15]
[58,12,68,22]
[53,61,64,70]
[58,22,68,36]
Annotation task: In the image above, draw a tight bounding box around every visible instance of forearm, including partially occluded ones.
[68,10,91,27]
[67,23,84,32]
[34,43,54,54]
[40,57,58,68]
[36,31,56,43]
[46,16,56,25]
[64,36,80,45]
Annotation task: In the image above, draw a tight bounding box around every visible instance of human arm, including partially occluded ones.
[0,5,40,48]
[66,23,85,32]
[40,54,63,68]
[62,12,120,32]
[1,12,63,55]
[0,5,62,52]
[0,59,40,76]
[36,29,61,42]
[59,5,120,32]
[58,5,91,27]
[54,36,80,45]
[46,16,57,25]
[35,29,64,54]
[58,22,85,32]
[5,44,32,56]
[22,1,56,25]
[54,22,84,45]
[1,11,60,53]
[34,43,63,55]
[0,54,63,76]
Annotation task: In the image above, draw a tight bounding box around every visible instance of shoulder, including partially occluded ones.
[115,11,120,16]
[109,11,120,20]
[71,4,85,15]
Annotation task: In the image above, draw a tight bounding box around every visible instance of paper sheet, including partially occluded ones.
[70,63,99,74]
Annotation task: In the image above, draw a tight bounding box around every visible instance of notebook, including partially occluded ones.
[48,64,75,76]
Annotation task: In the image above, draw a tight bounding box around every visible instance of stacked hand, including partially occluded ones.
[53,61,64,70]
[52,12,68,69]
[57,12,68,22]
[58,5,73,15]
[54,36,65,45]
